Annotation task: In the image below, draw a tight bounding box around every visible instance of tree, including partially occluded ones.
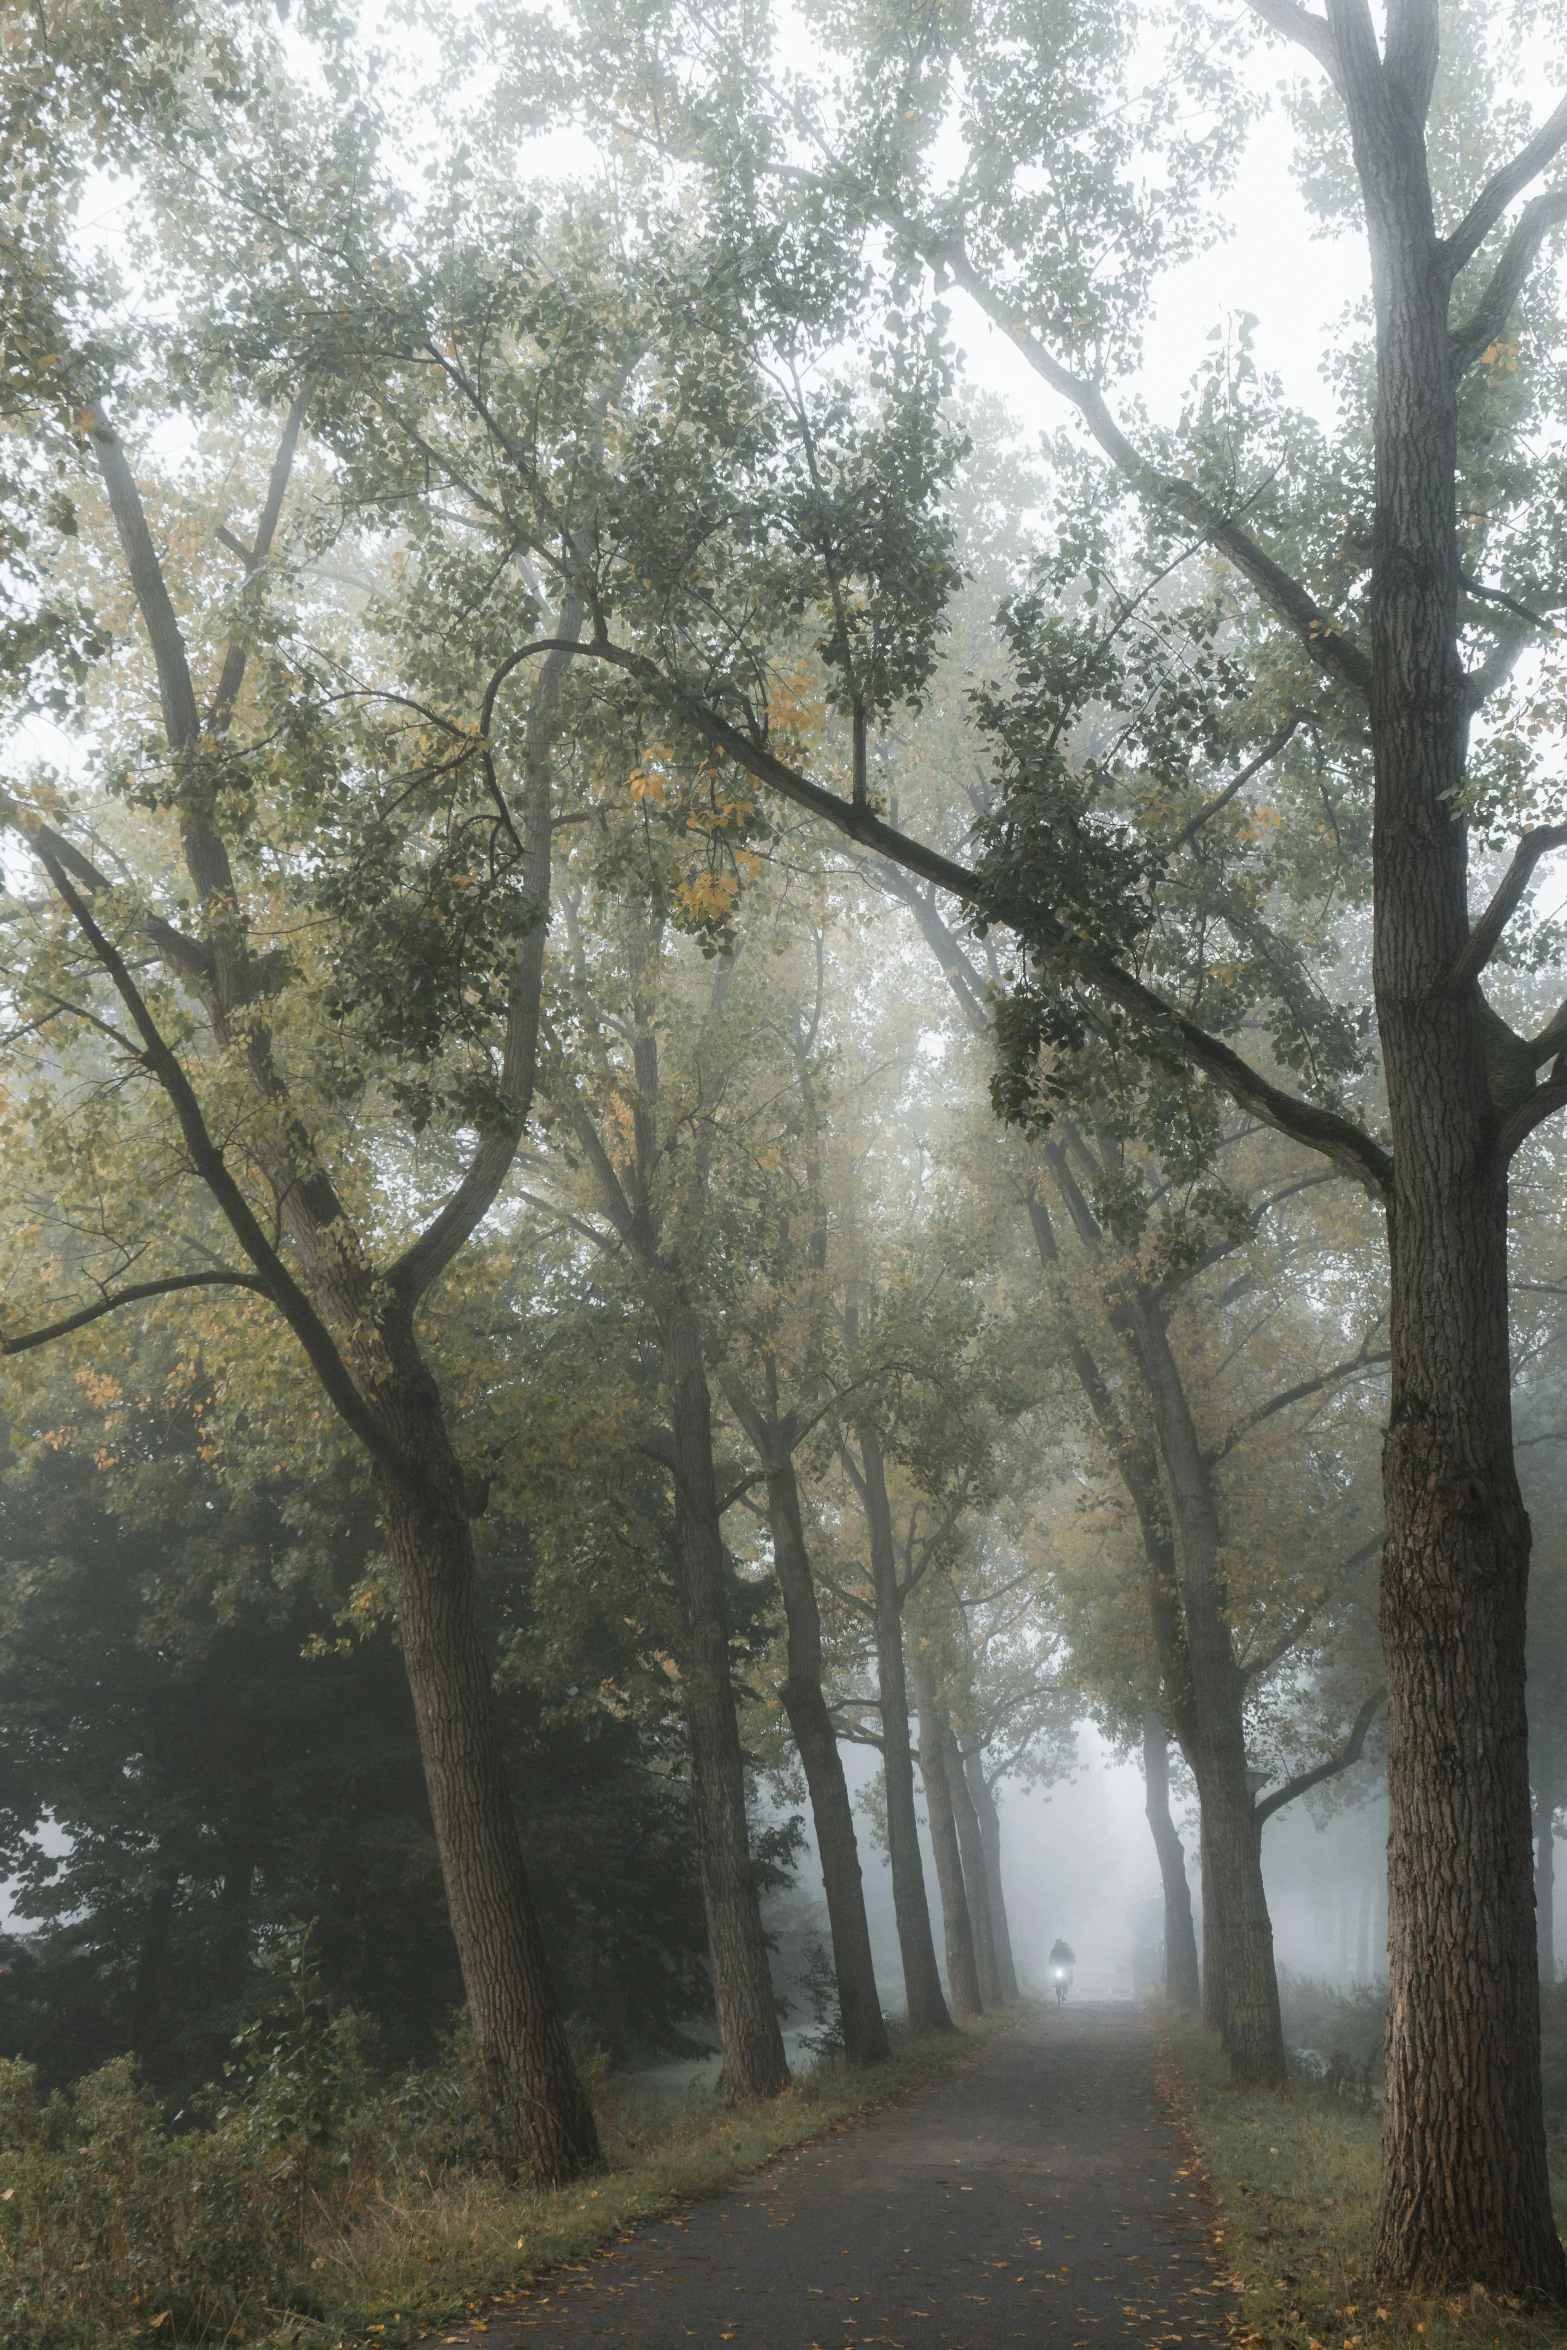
[0,46,638,2169]
[0,1359,713,2099]
[527,868,793,2100]
[479,0,1567,2288]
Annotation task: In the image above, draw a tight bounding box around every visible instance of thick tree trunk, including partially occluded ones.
[1348,81,1565,2296]
[1535,1747,1557,1986]
[766,1453,890,2064]
[910,1652,982,2016]
[373,1342,599,2184]
[946,1722,1004,2005]
[857,1427,953,2033]
[661,1308,791,2101]
[962,1746,1020,2000]
[1143,1712,1200,2013]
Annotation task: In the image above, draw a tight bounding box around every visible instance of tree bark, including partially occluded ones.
[1142,1711,1200,2013]
[962,1745,1020,1999]
[765,1451,891,2064]
[1117,1277,1286,2085]
[1200,1835,1227,2041]
[373,1332,600,2182]
[1332,24,1567,2292]
[660,1306,791,2102]
[946,1722,1004,2005]
[855,1428,953,2033]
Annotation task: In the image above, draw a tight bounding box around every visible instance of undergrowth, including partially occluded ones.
[1161,2005,1567,2350]
[0,1942,1019,2350]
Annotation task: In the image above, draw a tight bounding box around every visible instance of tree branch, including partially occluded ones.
[1253,1685,1386,1827]
[1165,719,1304,854]
[1494,1075,1567,1164]
[385,602,585,1299]
[208,388,311,735]
[0,792,213,986]
[932,248,1372,696]
[1450,187,1567,374]
[1440,92,1567,275]
[1449,825,1567,989]
[1239,1534,1383,1685]
[35,849,399,1472]
[1242,0,1342,89]
[486,639,1396,1198]
[2,1269,270,1355]
[1211,1337,1389,1462]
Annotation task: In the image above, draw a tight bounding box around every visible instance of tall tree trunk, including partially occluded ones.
[962,1746,1020,1999]
[1142,1712,1200,2013]
[1534,1733,1557,1986]
[946,1722,1004,2006]
[1123,1282,1286,2086]
[660,1307,790,2102]
[1345,53,1565,2295]
[373,1339,599,2183]
[856,1428,953,2034]
[911,1653,982,2016]
[766,1452,890,2064]
[1030,1171,1280,2074]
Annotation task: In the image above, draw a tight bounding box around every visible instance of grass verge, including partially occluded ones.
[286,2008,1024,2350]
[1159,2011,1567,2350]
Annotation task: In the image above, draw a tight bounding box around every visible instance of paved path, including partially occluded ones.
[431,2004,1231,2350]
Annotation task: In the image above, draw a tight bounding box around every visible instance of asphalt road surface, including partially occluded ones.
[424,2002,1231,2350]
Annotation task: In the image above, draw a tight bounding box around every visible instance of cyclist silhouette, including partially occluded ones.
[1048,1938,1076,2004]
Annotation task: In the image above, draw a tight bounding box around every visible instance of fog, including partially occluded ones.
[771,1731,1495,2033]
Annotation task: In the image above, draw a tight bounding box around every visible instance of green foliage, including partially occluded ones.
[0,2054,295,2348]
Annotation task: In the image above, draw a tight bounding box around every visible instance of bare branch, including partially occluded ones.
[1441,92,1567,274]
[1451,187,1567,374]
[84,405,203,751]
[1450,825,1567,989]
[3,1269,269,1356]
[1253,1685,1386,1827]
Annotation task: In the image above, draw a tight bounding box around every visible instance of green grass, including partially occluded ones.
[278,2009,1023,2350]
[1159,2011,1567,2350]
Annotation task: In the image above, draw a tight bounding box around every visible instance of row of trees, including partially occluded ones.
[3,0,1567,2301]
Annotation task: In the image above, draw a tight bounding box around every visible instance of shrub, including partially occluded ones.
[0,2056,293,2346]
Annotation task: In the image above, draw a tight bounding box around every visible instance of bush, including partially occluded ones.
[0,2056,294,2347]
[1278,1970,1387,2101]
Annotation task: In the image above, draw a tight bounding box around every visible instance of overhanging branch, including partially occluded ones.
[1253,1685,1386,1827]
[3,1269,269,1355]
